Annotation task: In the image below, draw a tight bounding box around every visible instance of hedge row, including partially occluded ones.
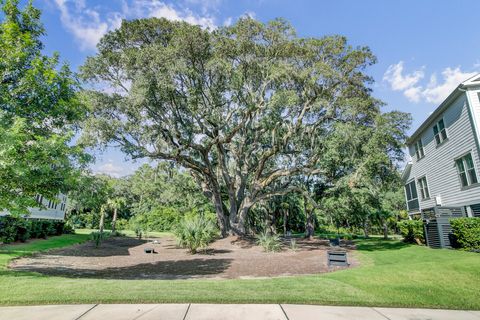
[450,217,480,251]
[0,216,74,243]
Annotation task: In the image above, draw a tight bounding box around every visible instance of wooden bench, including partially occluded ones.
[144,248,156,254]
[327,250,348,267]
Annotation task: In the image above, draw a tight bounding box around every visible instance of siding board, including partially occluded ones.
[406,92,480,211]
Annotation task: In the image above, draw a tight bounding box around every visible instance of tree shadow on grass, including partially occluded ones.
[11,258,233,280]
[355,240,410,251]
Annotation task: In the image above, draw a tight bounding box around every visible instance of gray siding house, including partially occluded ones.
[0,194,68,220]
[402,73,480,220]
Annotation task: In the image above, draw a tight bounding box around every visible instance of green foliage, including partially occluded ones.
[134,227,143,240]
[109,231,124,237]
[67,211,108,229]
[256,232,282,252]
[0,0,88,215]
[81,16,410,236]
[450,218,480,251]
[114,218,129,231]
[62,222,75,235]
[174,214,218,253]
[129,207,181,232]
[397,220,424,244]
[90,231,110,248]
[0,217,71,243]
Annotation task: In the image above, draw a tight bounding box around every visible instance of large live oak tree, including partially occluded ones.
[81,17,408,236]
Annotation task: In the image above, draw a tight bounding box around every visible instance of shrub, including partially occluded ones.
[110,230,124,237]
[256,232,282,252]
[289,238,298,251]
[0,217,70,243]
[16,219,30,242]
[450,218,480,251]
[115,218,129,231]
[134,227,143,240]
[0,217,18,243]
[90,231,110,248]
[174,214,218,253]
[62,221,75,234]
[397,220,424,244]
[129,207,181,232]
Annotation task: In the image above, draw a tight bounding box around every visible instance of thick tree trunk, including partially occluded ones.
[266,211,277,235]
[99,208,105,233]
[363,219,369,238]
[304,197,314,240]
[305,215,314,239]
[382,219,389,240]
[212,189,228,237]
[235,200,251,236]
[111,207,118,232]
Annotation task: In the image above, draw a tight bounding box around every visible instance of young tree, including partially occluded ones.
[0,0,87,215]
[81,17,408,236]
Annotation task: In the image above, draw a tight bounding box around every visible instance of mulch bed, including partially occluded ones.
[9,235,358,279]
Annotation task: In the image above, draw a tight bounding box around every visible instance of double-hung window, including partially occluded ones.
[414,139,424,160]
[456,153,478,187]
[433,119,447,145]
[417,177,430,199]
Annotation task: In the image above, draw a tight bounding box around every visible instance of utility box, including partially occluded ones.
[421,206,464,248]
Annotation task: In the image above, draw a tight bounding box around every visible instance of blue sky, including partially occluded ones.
[33,0,480,177]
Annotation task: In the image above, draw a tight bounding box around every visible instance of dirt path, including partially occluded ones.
[9,236,358,279]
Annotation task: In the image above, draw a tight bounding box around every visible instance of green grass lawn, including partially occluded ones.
[0,232,479,309]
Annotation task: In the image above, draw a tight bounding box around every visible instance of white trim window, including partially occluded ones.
[433,119,447,145]
[414,139,424,160]
[417,177,430,199]
[456,153,478,187]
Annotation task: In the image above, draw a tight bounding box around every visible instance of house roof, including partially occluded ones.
[406,73,480,145]
[401,162,412,183]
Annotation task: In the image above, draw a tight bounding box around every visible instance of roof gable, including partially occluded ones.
[406,73,480,145]
[462,73,480,87]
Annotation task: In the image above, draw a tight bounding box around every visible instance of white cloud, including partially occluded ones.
[53,0,217,51]
[125,0,216,29]
[383,61,424,91]
[403,86,422,103]
[422,68,477,103]
[384,61,478,104]
[223,16,233,26]
[54,0,109,50]
[94,162,127,178]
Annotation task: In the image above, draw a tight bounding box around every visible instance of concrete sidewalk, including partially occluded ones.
[0,304,479,320]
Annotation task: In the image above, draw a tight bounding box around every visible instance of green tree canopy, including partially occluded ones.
[81,17,410,236]
[0,0,88,214]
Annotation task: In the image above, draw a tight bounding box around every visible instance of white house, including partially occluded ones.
[0,194,68,220]
[402,73,480,218]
